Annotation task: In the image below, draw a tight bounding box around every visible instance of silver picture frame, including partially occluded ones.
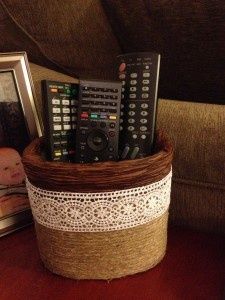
[0,52,42,237]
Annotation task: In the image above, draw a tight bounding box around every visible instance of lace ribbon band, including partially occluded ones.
[26,170,172,232]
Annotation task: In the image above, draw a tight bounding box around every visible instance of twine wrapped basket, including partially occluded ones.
[22,131,173,280]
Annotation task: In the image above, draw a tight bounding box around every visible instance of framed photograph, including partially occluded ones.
[0,52,42,237]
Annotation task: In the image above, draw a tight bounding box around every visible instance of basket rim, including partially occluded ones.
[22,130,173,192]
[23,130,172,168]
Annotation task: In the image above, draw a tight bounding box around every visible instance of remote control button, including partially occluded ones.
[71,107,77,113]
[62,99,70,105]
[109,131,115,137]
[141,111,148,116]
[120,111,124,116]
[87,130,108,151]
[130,94,136,99]
[54,125,62,131]
[63,124,71,130]
[128,118,135,124]
[143,72,150,78]
[50,88,58,93]
[142,86,149,91]
[53,116,61,122]
[141,103,149,109]
[110,123,115,128]
[120,119,123,123]
[132,134,137,139]
[100,114,107,120]
[100,122,106,128]
[130,87,137,92]
[108,146,114,152]
[142,93,149,99]
[122,80,125,86]
[52,99,60,105]
[121,104,124,109]
[54,150,62,157]
[140,126,147,131]
[53,108,61,114]
[121,146,130,159]
[71,116,77,121]
[122,94,125,99]
[63,116,71,122]
[63,108,70,113]
[129,103,136,109]
[81,112,88,119]
[91,113,99,119]
[130,73,137,78]
[140,118,148,124]
[130,80,137,85]
[145,65,150,69]
[70,100,77,106]
[120,126,123,131]
[119,63,126,72]
[141,134,147,139]
[142,79,149,84]
[119,73,126,79]
[128,126,134,131]
[91,121,97,127]
[109,115,117,120]
[130,147,140,159]
[128,111,135,116]
[72,124,77,129]
[122,87,125,92]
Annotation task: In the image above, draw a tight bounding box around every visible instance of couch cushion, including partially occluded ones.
[102,0,225,103]
[157,99,225,233]
[0,0,121,79]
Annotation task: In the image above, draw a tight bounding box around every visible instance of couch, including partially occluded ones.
[0,0,224,234]
[0,0,221,233]
[0,1,225,298]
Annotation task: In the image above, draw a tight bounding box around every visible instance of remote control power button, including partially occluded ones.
[119,63,126,72]
[130,147,140,159]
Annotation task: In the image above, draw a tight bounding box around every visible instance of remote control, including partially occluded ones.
[42,80,79,162]
[117,52,160,159]
[75,79,122,163]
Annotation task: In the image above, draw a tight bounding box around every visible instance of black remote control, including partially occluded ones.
[75,79,122,163]
[42,80,79,162]
[117,52,160,159]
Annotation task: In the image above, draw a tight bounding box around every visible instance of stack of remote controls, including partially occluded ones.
[42,52,160,163]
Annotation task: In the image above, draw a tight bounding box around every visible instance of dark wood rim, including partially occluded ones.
[22,130,173,192]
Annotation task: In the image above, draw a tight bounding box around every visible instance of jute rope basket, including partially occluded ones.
[23,131,173,280]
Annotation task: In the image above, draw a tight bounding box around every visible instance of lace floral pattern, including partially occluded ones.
[26,170,172,232]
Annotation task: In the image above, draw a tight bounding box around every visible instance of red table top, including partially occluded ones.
[0,225,225,300]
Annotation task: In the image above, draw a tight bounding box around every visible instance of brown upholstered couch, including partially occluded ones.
[1,0,224,234]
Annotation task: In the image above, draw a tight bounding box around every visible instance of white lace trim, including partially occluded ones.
[26,170,172,232]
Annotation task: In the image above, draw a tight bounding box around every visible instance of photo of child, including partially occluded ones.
[0,147,29,218]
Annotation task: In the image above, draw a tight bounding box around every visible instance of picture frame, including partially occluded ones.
[0,52,42,237]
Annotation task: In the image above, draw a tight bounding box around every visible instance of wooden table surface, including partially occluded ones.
[0,225,225,300]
